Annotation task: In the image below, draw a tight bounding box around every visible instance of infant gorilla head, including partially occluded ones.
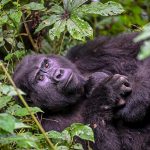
[13,54,86,111]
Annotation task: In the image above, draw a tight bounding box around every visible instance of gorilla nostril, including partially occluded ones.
[54,68,65,81]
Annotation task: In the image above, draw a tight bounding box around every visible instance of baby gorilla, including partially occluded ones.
[13,33,150,150]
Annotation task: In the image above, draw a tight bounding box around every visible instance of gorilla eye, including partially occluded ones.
[37,75,44,81]
[45,62,49,68]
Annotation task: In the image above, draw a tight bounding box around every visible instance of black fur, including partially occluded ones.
[13,33,150,150]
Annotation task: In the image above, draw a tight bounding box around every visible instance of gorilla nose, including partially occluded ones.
[53,68,64,81]
[53,68,72,82]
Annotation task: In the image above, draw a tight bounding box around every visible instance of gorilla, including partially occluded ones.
[13,33,150,150]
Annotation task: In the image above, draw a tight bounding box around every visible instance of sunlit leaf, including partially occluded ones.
[68,123,94,142]
[67,14,93,41]
[77,1,124,16]
[23,2,45,10]
[49,20,66,40]
[35,15,60,33]
[14,107,43,116]
[51,4,64,14]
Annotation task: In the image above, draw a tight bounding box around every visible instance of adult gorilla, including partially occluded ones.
[13,33,150,150]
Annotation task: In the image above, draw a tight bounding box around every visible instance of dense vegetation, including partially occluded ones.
[0,0,150,149]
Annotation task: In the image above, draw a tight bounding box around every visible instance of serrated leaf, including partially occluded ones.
[67,15,93,41]
[35,15,60,33]
[77,1,124,16]
[68,123,94,142]
[0,96,12,109]
[49,20,66,40]
[14,107,43,116]
[51,4,64,14]
[0,113,15,133]
[23,2,45,10]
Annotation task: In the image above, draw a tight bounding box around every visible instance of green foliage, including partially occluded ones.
[36,0,124,41]
[134,23,150,60]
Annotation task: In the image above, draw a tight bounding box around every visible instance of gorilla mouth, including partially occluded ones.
[64,73,73,89]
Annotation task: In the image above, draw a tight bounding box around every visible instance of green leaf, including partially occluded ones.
[15,122,31,129]
[49,20,66,40]
[0,0,10,6]
[23,2,45,10]
[71,143,84,150]
[57,146,69,150]
[67,15,93,41]
[134,24,150,42]
[63,0,88,11]
[47,130,62,139]
[35,15,60,33]
[0,132,39,149]
[51,4,64,14]
[4,50,26,61]
[68,123,94,142]
[0,113,15,133]
[14,107,43,116]
[0,96,12,109]
[77,1,124,16]
[9,9,22,27]
[138,40,150,60]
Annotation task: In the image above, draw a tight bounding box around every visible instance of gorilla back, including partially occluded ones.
[13,33,150,150]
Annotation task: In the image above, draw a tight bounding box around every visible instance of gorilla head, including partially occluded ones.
[13,54,86,111]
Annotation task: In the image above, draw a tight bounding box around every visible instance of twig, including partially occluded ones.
[22,13,39,52]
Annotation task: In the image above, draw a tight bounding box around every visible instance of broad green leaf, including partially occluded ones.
[77,1,124,16]
[47,130,62,139]
[0,96,12,109]
[35,15,60,33]
[51,4,64,14]
[68,123,94,142]
[6,104,22,115]
[49,20,66,40]
[14,107,43,116]
[0,113,15,133]
[61,130,71,144]
[71,143,84,150]
[0,14,8,25]
[17,42,24,49]
[23,2,45,10]
[67,15,93,41]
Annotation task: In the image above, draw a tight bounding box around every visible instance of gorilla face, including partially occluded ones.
[13,54,86,111]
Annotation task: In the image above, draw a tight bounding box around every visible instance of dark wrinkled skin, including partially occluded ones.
[13,33,150,150]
